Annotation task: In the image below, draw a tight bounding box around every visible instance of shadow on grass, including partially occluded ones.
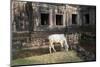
[12,45,62,60]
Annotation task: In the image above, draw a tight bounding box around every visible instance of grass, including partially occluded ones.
[11,50,83,66]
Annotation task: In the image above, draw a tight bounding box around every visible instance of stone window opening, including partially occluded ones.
[41,13,49,25]
[84,14,90,24]
[56,15,63,25]
[72,14,77,24]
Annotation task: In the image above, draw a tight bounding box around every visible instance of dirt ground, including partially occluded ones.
[12,50,83,66]
[11,43,96,66]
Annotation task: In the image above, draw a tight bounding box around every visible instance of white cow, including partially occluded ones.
[48,34,69,53]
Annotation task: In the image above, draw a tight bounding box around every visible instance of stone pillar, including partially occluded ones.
[63,10,66,27]
[78,11,83,26]
[49,8,53,28]
[67,8,72,26]
[77,13,81,26]
[90,9,96,25]
[66,13,69,27]
[53,9,56,27]
[12,1,16,32]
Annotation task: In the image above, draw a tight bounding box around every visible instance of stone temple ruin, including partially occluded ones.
[11,0,96,49]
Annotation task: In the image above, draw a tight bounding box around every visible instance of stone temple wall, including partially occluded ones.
[12,32,81,49]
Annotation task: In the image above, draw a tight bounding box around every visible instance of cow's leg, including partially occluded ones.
[51,43,56,53]
[66,47,68,51]
[64,40,69,52]
[49,46,52,54]
[60,41,64,51]
[52,46,56,52]
[65,44,69,52]
[49,41,52,53]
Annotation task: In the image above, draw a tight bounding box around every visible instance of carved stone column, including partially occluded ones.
[49,8,53,28]
[63,9,66,27]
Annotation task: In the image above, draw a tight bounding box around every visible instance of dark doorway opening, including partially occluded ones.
[41,13,49,25]
[72,14,77,24]
[84,14,90,24]
[56,15,63,25]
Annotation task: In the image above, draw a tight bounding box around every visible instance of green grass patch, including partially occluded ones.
[11,50,83,66]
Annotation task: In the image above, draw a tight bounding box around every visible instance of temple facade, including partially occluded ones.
[12,1,96,32]
[11,1,96,48]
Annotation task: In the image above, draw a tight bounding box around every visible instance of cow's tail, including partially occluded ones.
[64,38,69,51]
